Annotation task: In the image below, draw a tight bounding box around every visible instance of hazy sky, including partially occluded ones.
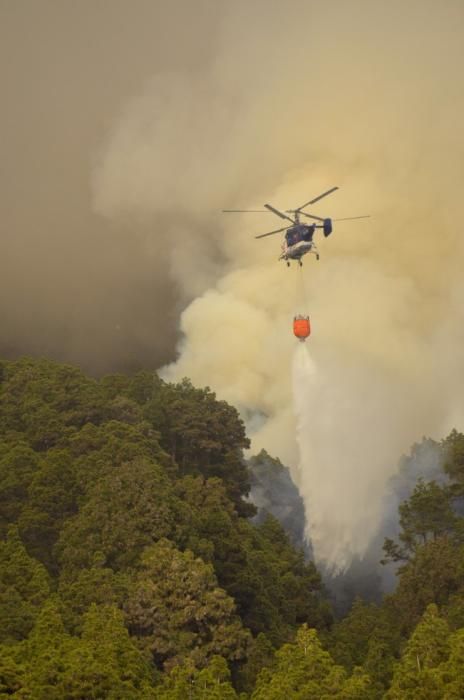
[3,0,464,567]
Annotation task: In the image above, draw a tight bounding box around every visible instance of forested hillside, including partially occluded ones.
[1,357,464,698]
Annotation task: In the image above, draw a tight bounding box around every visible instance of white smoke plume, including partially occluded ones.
[92,0,464,569]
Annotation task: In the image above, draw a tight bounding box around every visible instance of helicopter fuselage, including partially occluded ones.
[279,224,316,261]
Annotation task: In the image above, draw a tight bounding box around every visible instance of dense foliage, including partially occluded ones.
[0,358,329,697]
[2,356,464,697]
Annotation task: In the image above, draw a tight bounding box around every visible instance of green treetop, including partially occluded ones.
[0,526,50,643]
[124,538,250,671]
[385,604,450,700]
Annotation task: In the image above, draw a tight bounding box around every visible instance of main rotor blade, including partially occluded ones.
[255,226,288,239]
[296,186,339,212]
[264,203,296,223]
[222,209,268,213]
[333,215,371,221]
[300,211,325,223]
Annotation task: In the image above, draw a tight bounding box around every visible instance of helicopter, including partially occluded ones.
[223,186,369,266]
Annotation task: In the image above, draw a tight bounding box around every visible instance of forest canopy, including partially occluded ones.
[1,356,464,698]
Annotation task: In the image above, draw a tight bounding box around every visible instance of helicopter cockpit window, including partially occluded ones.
[286,230,297,245]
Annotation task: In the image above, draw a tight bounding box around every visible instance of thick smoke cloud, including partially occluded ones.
[0,0,220,372]
[4,1,464,567]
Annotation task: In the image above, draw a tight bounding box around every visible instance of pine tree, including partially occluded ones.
[156,655,238,699]
[251,625,372,699]
[386,604,450,699]
[0,526,50,642]
[124,538,250,670]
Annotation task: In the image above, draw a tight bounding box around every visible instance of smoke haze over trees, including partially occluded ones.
[3,1,464,568]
